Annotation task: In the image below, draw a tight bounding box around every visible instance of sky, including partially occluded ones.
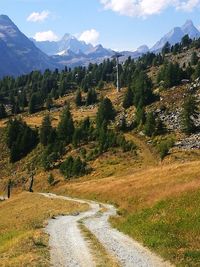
[1,0,200,51]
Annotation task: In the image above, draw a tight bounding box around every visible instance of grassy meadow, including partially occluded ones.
[0,192,88,267]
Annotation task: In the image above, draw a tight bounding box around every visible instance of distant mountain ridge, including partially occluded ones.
[33,19,200,59]
[32,33,114,60]
[32,33,94,56]
[150,20,200,52]
[0,15,200,78]
[0,15,56,78]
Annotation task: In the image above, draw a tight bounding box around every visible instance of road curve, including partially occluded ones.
[41,193,173,267]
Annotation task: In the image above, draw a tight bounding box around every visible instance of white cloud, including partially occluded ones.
[176,0,200,11]
[100,0,200,17]
[33,31,59,42]
[79,29,100,45]
[27,10,50,22]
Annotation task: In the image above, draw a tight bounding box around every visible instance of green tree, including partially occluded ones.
[29,94,37,114]
[181,34,192,47]
[132,71,154,107]
[75,90,82,107]
[0,104,7,119]
[40,115,53,146]
[135,107,146,126]
[72,128,83,148]
[96,97,116,128]
[123,87,133,109]
[47,173,55,185]
[181,95,199,134]
[144,112,156,137]
[46,95,53,111]
[6,119,38,162]
[86,89,97,106]
[193,62,200,79]
[57,106,74,144]
[191,51,198,66]
[155,118,167,135]
[162,42,171,55]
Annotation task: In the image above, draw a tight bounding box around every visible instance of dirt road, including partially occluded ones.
[41,193,173,267]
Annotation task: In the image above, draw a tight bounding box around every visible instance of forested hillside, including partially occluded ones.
[0,33,200,267]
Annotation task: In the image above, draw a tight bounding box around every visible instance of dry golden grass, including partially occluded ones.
[124,133,158,168]
[54,159,200,265]
[57,160,200,212]
[0,192,88,267]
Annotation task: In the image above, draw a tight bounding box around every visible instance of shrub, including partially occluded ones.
[47,173,55,185]
[157,138,175,160]
[60,156,87,179]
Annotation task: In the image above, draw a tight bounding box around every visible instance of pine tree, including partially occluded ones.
[181,95,199,134]
[135,107,146,126]
[75,90,82,107]
[162,42,171,55]
[155,118,166,135]
[29,94,37,114]
[132,71,154,107]
[72,128,82,148]
[191,51,198,66]
[181,34,192,47]
[40,115,53,146]
[96,98,116,128]
[144,112,156,137]
[193,62,200,79]
[86,89,97,106]
[10,143,19,163]
[6,119,38,162]
[57,106,74,144]
[123,87,133,109]
[46,95,53,111]
[0,104,7,119]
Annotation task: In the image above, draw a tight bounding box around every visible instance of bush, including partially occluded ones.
[60,156,87,179]
[157,138,175,160]
[47,173,55,185]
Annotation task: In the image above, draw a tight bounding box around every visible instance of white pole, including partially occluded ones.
[116,57,120,92]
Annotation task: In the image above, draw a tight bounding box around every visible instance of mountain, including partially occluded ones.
[151,20,200,52]
[33,34,93,56]
[33,34,115,68]
[0,15,57,78]
[137,45,149,54]
[1,15,200,78]
[86,44,113,58]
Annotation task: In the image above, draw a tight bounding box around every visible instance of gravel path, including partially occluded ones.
[41,193,173,267]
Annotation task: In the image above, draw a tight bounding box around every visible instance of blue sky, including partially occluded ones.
[1,0,200,50]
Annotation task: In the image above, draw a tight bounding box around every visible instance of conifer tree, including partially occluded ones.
[75,90,82,107]
[57,106,74,144]
[86,89,97,106]
[144,112,156,137]
[191,51,198,66]
[46,95,53,111]
[96,97,116,128]
[181,95,199,134]
[29,94,37,114]
[0,104,7,119]
[123,87,133,109]
[40,115,53,146]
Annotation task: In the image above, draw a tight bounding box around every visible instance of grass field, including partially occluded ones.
[57,160,200,266]
[113,189,200,267]
[0,192,88,267]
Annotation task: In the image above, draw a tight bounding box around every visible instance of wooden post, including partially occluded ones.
[29,173,34,192]
[7,180,11,199]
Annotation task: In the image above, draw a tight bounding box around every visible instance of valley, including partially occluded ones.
[0,13,200,267]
